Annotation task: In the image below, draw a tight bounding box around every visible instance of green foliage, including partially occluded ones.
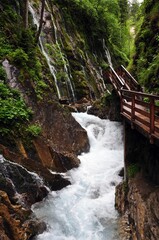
[118,0,128,25]
[55,0,128,60]
[0,83,32,135]
[8,48,29,67]
[130,1,159,93]
[26,124,42,137]
[0,66,6,81]
[127,163,139,178]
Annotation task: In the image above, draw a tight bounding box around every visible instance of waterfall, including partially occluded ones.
[103,39,113,68]
[57,44,76,102]
[85,52,106,95]
[29,3,61,99]
[32,112,124,240]
[29,2,76,102]
[44,1,76,102]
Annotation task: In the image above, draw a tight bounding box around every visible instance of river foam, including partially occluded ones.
[32,112,124,240]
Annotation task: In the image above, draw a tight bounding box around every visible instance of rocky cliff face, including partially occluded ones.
[115,122,159,240]
[0,1,95,237]
[116,174,159,240]
[0,0,126,238]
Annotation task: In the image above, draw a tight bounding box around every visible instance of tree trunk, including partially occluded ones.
[36,0,45,44]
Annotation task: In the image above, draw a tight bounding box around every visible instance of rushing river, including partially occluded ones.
[32,112,124,240]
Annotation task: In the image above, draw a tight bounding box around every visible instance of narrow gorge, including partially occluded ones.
[0,0,159,239]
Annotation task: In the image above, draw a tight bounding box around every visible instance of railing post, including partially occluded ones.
[131,93,135,129]
[121,91,123,113]
[131,94,135,121]
[150,97,155,135]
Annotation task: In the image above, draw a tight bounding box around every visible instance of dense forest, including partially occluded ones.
[130,0,159,94]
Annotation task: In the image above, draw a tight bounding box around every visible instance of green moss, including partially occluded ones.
[0,66,6,81]
[8,48,29,67]
[127,163,140,178]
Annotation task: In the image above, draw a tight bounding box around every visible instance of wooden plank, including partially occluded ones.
[109,65,159,144]
[133,115,150,128]
[135,107,149,117]
[155,127,159,134]
[152,133,159,140]
[123,108,131,117]
[135,99,149,108]
[123,101,131,109]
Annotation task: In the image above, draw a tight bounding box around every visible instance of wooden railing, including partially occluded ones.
[107,65,159,143]
[109,66,125,96]
[119,65,141,91]
[109,65,141,96]
[121,89,159,141]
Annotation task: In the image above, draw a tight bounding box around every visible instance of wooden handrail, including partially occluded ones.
[120,65,140,90]
[121,89,159,100]
[107,65,159,142]
[120,89,159,142]
[110,66,125,86]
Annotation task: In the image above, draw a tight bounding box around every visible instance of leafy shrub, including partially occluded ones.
[26,124,42,137]
[0,66,6,81]
[0,83,32,134]
[8,48,29,67]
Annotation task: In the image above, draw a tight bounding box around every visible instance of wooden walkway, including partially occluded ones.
[108,66,159,144]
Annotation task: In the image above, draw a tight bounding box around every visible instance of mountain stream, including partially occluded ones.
[32,112,124,240]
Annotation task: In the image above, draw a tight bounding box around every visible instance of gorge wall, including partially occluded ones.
[115,121,159,240]
[0,0,128,238]
[2,0,159,239]
[115,1,159,238]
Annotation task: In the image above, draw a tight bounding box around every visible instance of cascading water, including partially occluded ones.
[31,1,76,102]
[32,112,124,240]
[103,39,113,68]
[29,3,61,99]
[49,6,76,101]
[57,44,76,102]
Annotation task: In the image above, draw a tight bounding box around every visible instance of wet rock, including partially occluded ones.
[33,102,89,156]
[23,219,47,238]
[0,158,48,206]
[87,104,109,119]
[49,148,80,172]
[88,90,122,121]
[0,144,71,192]
[115,174,159,240]
[0,190,46,240]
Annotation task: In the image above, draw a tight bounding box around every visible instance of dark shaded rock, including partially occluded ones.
[24,219,47,238]
[118,168,124,177]
[49,148,80,172]
[33,102,89,155]
[87,105,109,119]
[88,90,122,121]
[0,144,71,192]
[59,98,70,105]
[0,158,48,206]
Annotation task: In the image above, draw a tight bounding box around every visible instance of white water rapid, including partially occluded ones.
[32,112,124,240]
